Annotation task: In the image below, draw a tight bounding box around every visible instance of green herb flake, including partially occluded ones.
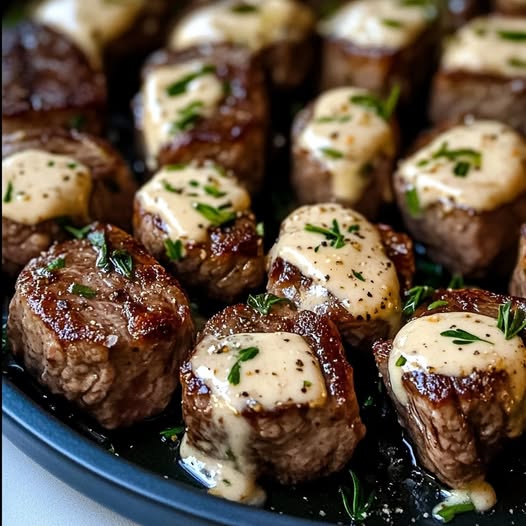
[43,257,66,274]
[193,203,237,226]
[339,470,375,523]
[64,224,92,239]
[363,395,374,407]
[509,57,526,68]
[348,224,360,233]
[315,115,352,124]
[164,239,185,262]
[440,328,493,346]
[189,180,199,187]
[434,501,475,523]
[87,231,110,272]
[247,293,289,315]
[352,269,365,281]
[67,163,78,169]
[497,301,526,340]
[166,64,215,96]
[162,180,182,193]
[165,163,187,171]
[3,181,13,203]
[447,273,464,289]
[405,187,421,218]
[203,184,227,198]
[170,101,204,133]
[453,161,470,177]
[109,249,133,279]
[256,222,265,237]
[395,355,407,367]
[303,380,312,388]
[231,2,258,13]
[68,283,97,299]
[403,285,435,316]
[430,142,482,174]
[427,300,448,310]
[382,18,403,28]
[305,219,346,249]
[497,30,526,42]
[319,147,344,159]
[350,84,400,121]
[227,346,260,385]
[159,425,185,440]
[223,479,232,486]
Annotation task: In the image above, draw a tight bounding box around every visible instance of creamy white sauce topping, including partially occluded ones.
[181,331,327,504]
[169,0,314,52]
[442,15,526,77]
[2,149,92,225]
[298,87,395,203]
[388,312,526,436]
[433,481,497,517]
[319,0,434,50]
[397,120,526,213]
[142,61,224,168]
[135,162,250,243]
[34,0,146,67]
[268,204,402,334]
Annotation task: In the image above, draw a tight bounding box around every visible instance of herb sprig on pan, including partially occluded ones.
[339,470,375,522]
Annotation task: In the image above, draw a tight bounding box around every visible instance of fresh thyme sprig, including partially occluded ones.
[497,301,526,340]
[403,285,435,316]
[339,470,375,522]
[305,219,346,249]
[247,293,290,315]
[440,328,493,346]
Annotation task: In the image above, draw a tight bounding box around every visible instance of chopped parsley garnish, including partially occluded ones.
[497,301,526,340]
[87,231,110,272]
[40,257,66,275]
[162,180,182,193]
[3,181,13,203]
[64,224,92,239]
[166,64,215,96]
[427,300,448,310]
[352,269,365,281]
[497,30,526,42]
[315,115,352,124]
[453,161,470,177]
[193,203,237,226]
[434,501,475,523]
[303,380,312,388]
[159,425,185,440]
[170,101,204,133]
[227,347,260,385]
[395,355,407,367]
[440,328,493,346]
[447,273,464,289]
[320,147,344,159]
[305,219,346,249]
[350,84,400,121]
[382,18,403,28]
[339,470,375,523]
[109,249,133,278]
[67,163,77,169]
[403,285,435,316]
[430,142,482,174]
[68,283,97,298]
[164,239,185,262]
[348,224,360,233]
[231,2,258,13]
[247,293,290,315]
[509,57,526,68]
[165,163,187,171]
[203,184,227,198]
[256,222,264,237]
[189,180,199,187]
[405,187,421,218]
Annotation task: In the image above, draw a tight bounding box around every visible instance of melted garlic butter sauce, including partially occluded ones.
[34,0,146,67]
[389,312,526,436]
[2,149,92,225]
[433,481,497,517]
[268,204,401,333]
[136,162,250,243]
[169,0,314,52]
[142,61,223,168]
[319,0,433,49]
[443,15,526,77]
[397,120,526,213]
[181,331,327,504]
[298,87,395,203]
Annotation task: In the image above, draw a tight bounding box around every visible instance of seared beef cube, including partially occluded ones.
[430,15,526,135]
[394,119,526,278]
[291,86,399,219]
[2,128,137,278]
[318,0,439,102]
[2,22,106,135]
[7,223,195,429]
[168,0,315,89]
[267,203,414,349]
[510,224,526,297]
[133,161,265,302]
[133,44,268,193]
[180,300,365,504]
[374,288,526,505]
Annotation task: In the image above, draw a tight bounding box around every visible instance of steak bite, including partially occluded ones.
[168,0,315,89]
[510,224,526,297]
[318,0,439,101]
[267,204,414,349]
[429,15,526,135]
[133,161,265,303]
[133,44,268,193]
[373,289,526,510]
[2,128,137,278]
[2,22,106,135]
[394,119,526,278]
[179,300,365,504]
[7,223,195,429]
[291,86,399,219]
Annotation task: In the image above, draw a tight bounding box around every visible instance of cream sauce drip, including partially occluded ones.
[319,0,433,50]
[388,312,526,436]
[268,204,402,334]
[142,62,224,168]
[298,87,395,204]
[442,15,526,77]
[2,149,92,225]
[432,481,497,518]
[397,120,526,213]
[181,331,327,504]
[34,0,146,67]
[169,0,314,52]
[135,162,250,243]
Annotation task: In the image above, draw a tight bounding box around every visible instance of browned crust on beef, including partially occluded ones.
[290,104,398,219]
[133,44,268,194]
[510,224,526,297]
[492,0,526,15]
[133,200,265,303]
[320,19,440,102]
[181,303,365,484]
[267,224,414,349]
[373,289,526,487]
[429,71,526,136]
[2,22,106,135]
[8,223,195,429]
[2,129,138,278]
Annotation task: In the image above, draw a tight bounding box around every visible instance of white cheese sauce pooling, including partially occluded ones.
[397,120,526,213]
[180,331,327,504]
[2,149,92,225]
[298,87,395,204]
[268,204,402,334]
[135,162,250,243]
